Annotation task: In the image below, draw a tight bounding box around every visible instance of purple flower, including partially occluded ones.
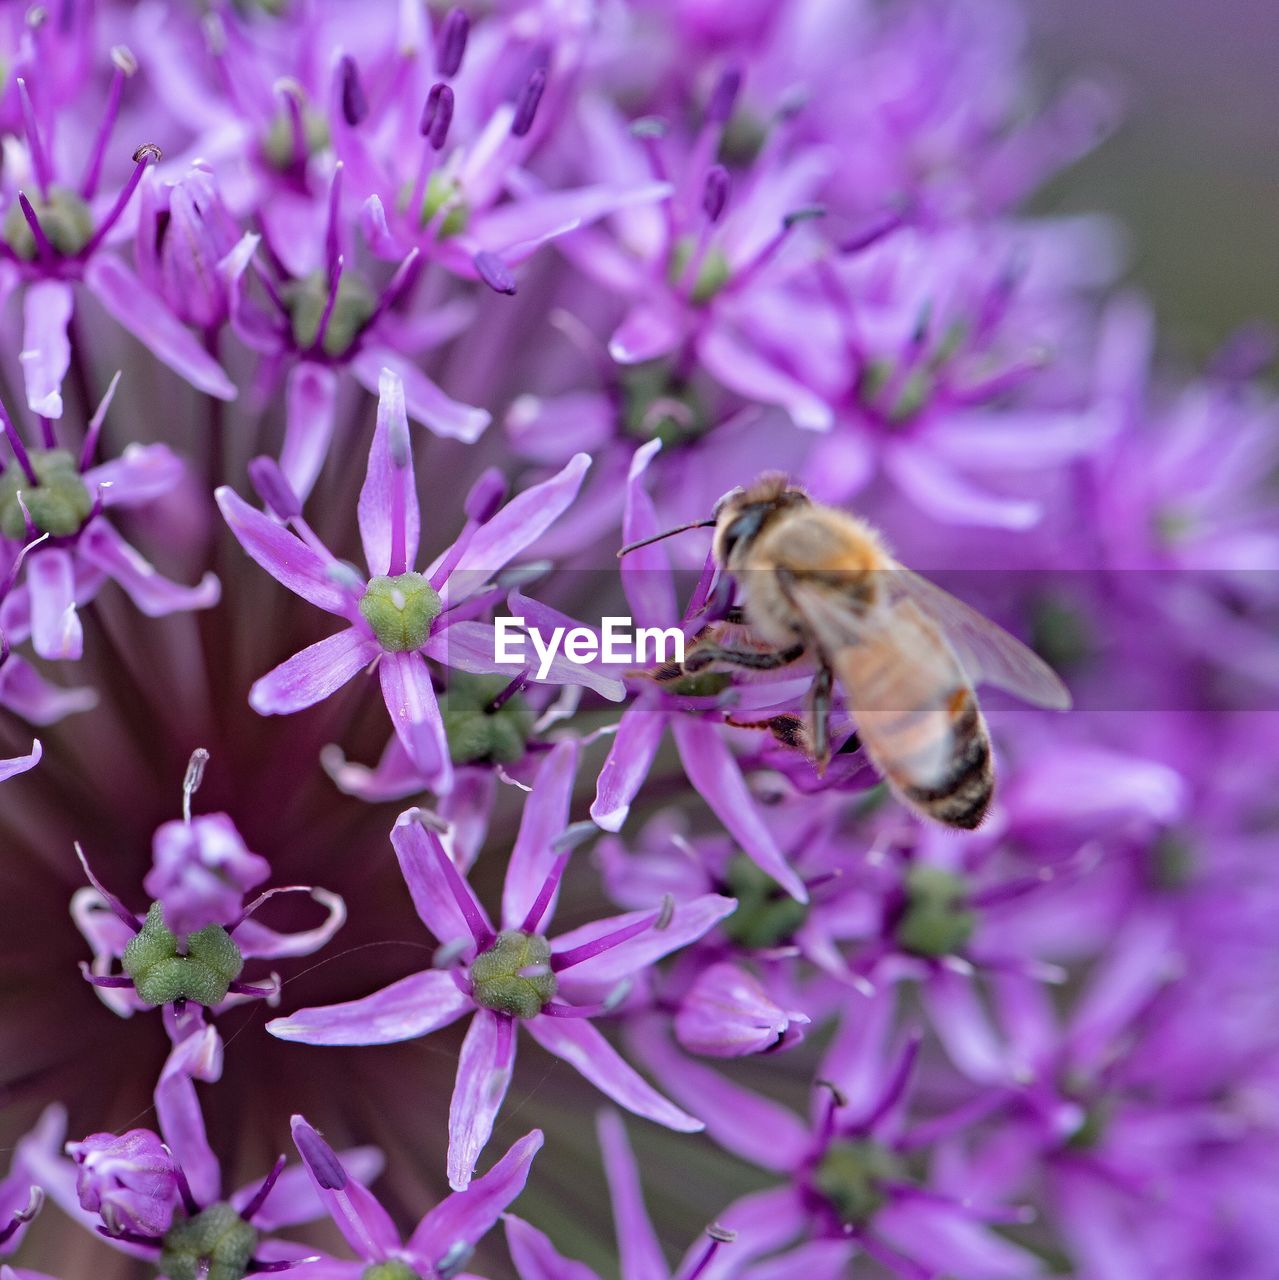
[268,742,733,1189]
[0,49,235,414]
[0,1112,49,1259]
[217,367,620,796]
[74,758,345,1019]
[290,1114,541,1278]
[632,995,1040,1279]
[67,1129,179,1238]
[0,378,220,662]
[505,1111,738,1280]
[22,1030,382,1277]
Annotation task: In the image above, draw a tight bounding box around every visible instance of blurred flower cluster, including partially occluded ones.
[1,1,1276,1279]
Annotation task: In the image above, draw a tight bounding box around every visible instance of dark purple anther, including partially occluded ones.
[706,67,742,125]
[474,250,516,295]
[248,456,302,520]
[293,1124,347,1191]
[420,82,454,150]
[511,67,547,138]
[464,467,507,522]
[437,7,470,78]
[702,165,731,223]
[339,55,368,126]
[783,204,826,229]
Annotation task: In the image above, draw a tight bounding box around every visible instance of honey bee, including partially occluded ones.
[621,474,1070,829]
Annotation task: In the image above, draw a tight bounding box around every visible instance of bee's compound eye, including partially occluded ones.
[711,485,745,518]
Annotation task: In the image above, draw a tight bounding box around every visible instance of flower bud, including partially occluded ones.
[144,814,270,937]
[674,962,808,1057]
[68,1128,178,1238]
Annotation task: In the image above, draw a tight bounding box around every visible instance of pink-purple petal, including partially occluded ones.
[358,368,420,576]
[525,1015,702,1134]
[281,363,339,503]
[249,627,377,715]
[591,702,669,833]
[19,279,73,418]
[78,521,220,616]
[447,1010,516,1191]
[28,547,83,660]
[267,969,470,1045]
[378,650,449,787]
[501,739,578,931]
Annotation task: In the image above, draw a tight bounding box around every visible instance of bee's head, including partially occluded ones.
[712,473,809,565]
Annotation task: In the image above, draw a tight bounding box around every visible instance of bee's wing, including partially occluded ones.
[885,565,1071,710]
[789,581,964,791]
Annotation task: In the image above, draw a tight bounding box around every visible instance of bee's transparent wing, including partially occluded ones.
[885,565,1071,710]
[790,581,962,792]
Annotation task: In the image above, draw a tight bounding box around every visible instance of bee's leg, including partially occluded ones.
[810,663,834,771]
[682,641,805,674]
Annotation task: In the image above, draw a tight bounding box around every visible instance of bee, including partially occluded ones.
[620,474,1070,829]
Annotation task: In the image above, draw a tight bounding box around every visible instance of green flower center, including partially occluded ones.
[894,864,975,958]
[438,674,535,765]
[812,1140,903,1227]
[0,447,94,539]
[261,107,330,172]
[721,855,809,949]
[2,186,94,259]
[668,237,731,304]
[362,1263,421,1280]
[469,930,556,1019]
[359,573,441,653]
[122,902,244,1008]
[159,1202,258,1280]
[622,363,708,448]
[403,171,470,239]
[283,269,376,358]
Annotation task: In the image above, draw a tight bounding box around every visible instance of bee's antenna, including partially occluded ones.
[617,519,717,558]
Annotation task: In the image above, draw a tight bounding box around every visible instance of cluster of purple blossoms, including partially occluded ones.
[1,2,1275,1279]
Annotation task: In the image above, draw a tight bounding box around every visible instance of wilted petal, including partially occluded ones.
[249,627,377,715]
[281,363,339,502]
[84,256,236,400]
[525,1016,702,1134]
[20,279,73,417]
[233,888,347,960]
[409,1129,542,1259]
[447,1011,516,1191]
[268,970,470,1045]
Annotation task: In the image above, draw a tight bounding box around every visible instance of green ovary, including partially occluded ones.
[470,930,556,1019]
[438,674,535,765]
[284,269,376,358]
[359,573,441,652]
[159,1203,258,1280]
[403,171,469,239]
[362,1263,422,1280]
[721,855,808,949]
[121,902,244,1008]
[812,1139,904,1226]
[262,108,330,171]
[668,237,731,304]
[2,186,93,259]
[894,864,975,958]
[0,448,94,538]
